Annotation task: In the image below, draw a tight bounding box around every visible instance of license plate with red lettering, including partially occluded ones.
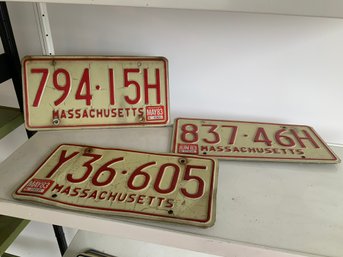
[13,144,218,227]
[23,56,169,130]
[171,118,340,163]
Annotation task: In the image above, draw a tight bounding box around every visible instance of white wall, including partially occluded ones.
[6,2,343,144]
[2,3,343,257]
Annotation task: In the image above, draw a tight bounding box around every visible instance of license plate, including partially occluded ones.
[171,118,340,163]
[13,144,218,227]
[23,56,169,130]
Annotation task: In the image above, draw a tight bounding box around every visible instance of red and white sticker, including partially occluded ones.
[177,144,199,154]
[146,106,165,121]
[22,179,54,194]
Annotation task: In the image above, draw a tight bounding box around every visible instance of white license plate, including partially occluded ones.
[171,118,340,163]
[13,144,218,227]
[23,56,169,130]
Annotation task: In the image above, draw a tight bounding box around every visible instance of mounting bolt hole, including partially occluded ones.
[52,118,60,126]
[178,158,187,165]
[52,194,57,198]
[168,210,173,215]
[85,148,92,153]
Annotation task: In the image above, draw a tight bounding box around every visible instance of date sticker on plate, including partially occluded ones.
[171,118,340,163]
[22,56,169,130]
[13,144,218,227]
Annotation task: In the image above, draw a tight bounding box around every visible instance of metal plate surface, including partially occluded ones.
[171,118,340,163]
[23,56,169,130]
[13,144,218,227]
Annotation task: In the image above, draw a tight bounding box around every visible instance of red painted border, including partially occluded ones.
[171,117,339,162]
[14,144,216,224]
[23,57,169,129]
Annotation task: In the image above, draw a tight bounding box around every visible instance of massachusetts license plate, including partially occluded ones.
[13,144,218,227]
[23,56,169,130]
[171,118,340,163]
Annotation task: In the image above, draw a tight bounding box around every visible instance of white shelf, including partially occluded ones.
[0,127,342,257]
[5,0,343,19]
[63,230,218,257]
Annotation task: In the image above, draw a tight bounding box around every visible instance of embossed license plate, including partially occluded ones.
[23,56,169,130]
[171,118,340,163]
[13,144,218,227]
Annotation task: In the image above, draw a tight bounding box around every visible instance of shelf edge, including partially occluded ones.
[5,0,343,19]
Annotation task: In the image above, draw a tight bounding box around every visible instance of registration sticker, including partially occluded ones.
[22,179,54,194]
[146,106,165,121]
